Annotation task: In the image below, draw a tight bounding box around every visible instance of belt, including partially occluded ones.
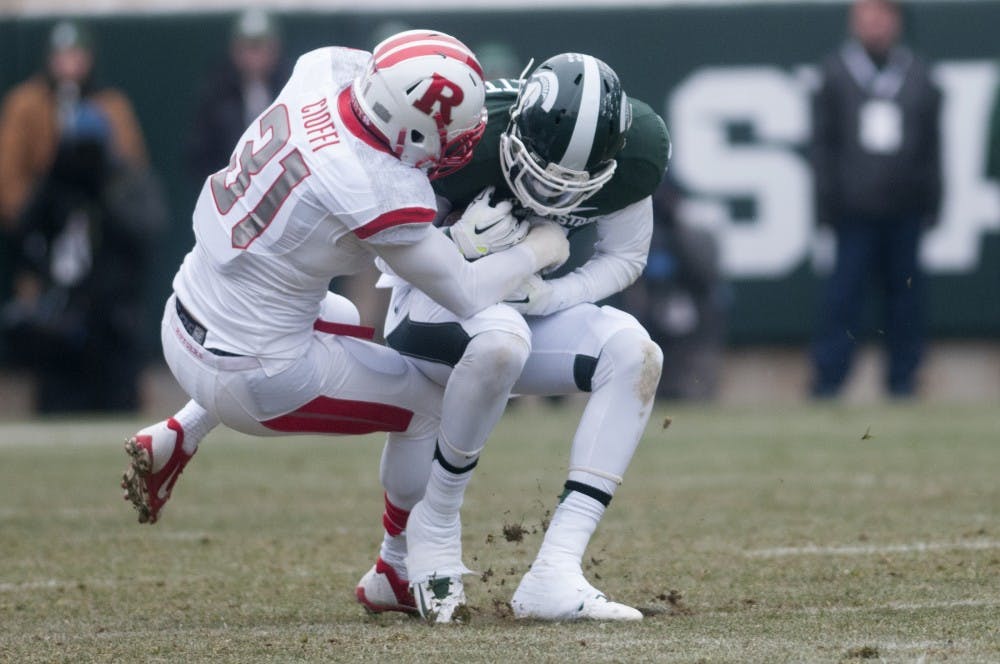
[175,298,242,357]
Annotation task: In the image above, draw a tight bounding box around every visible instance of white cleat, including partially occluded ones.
[510,560,643,621]
[121,418,195,525]
[412,575,469,624]
[355,557,417,615]
[405,500,474,623]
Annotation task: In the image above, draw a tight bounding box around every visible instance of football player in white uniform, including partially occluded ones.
[120,31,568,529]
[355,54,672,622]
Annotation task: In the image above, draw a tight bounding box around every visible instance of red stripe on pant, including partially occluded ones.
[313,319,375,339]
[262,396,413,435]
[382,493,410,536]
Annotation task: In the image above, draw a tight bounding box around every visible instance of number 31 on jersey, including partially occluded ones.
[210,104,311,249]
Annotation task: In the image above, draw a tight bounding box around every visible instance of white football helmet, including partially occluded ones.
[351,29,488,180]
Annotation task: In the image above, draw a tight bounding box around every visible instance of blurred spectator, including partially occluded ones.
[621,177,726,400]
[2,103,167,413]
[0,20,164,412]
[0,20,149,321]
[185,9,291,183]
[809,0,941,399]
[0,20,148,230]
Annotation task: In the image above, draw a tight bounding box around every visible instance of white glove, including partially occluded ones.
[519,220,570,274]
[447,186,528,260]
[504,274,556,316]
[524,214,569,275]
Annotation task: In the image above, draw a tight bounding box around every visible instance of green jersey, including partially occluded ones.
[433,79,671,228]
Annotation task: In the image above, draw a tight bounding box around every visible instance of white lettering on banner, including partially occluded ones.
[925,62,1000,271]
[667,62,1000,279]
[669,67,812,278]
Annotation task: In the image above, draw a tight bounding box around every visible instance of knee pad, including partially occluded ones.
[462,329,531,392]
[593,328,663,402]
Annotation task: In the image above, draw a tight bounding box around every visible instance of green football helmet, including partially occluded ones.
[500,53,631,216]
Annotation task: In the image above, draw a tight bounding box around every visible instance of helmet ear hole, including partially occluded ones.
[410,129,425,144]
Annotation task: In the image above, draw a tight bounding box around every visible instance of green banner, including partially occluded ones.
[2,2,997,344]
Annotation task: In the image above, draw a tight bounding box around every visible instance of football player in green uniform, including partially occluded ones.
[355,53,671,622]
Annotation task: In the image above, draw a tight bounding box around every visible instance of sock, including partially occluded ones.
[534,488,607,569]
[379,494,410,577]
[172,400,219,454]
[379,532,408,577]
[421,454,475,521]
[405,458,477,582]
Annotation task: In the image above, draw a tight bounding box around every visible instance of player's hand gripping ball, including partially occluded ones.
[447,186,529,260]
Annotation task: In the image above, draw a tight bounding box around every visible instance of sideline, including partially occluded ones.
[746,539,1000,557]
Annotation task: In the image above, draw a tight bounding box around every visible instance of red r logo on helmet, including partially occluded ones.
[412,73,464,125]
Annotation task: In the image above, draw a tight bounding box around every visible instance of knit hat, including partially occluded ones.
[231,9,280,44]
[49,20,94,53]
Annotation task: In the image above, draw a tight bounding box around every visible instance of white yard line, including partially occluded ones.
[790,598,1000,615]
[0,422,137,448]
[0,574,210,593]
[746,539,1000,557]
[685,635,979,650]
[662,597,1000,620]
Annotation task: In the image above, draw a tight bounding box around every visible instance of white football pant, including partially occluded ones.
[382,283,663,499]
[160,291,441,506]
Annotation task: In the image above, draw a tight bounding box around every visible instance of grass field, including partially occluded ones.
[1,400,998,663]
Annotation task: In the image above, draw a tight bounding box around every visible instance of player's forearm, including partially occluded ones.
[543,196,652,309]
[375,229,538,319]
[546,250,647,310]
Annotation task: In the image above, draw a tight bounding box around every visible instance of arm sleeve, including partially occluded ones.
[0,90,36,227]
[541,196,653,312]
[810,61,840,228]
[13,181,52,278]
[917,76,943,224]
[185,78,225,184]
[98,90,149,169]
[373,226,540,319]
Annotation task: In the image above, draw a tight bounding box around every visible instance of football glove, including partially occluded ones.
[519,220,570,274]
[447,186,528,260]
[504,273,556,316]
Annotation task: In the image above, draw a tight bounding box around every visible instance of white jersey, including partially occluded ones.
[174,47,437,360]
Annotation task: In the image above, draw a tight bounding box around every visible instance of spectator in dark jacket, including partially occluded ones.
[0,20,148,230]
[185,9,291,184]
[0,20,149,320]
[3,104,166,412]
[810,0,941,399]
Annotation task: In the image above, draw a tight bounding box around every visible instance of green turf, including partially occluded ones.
[1,401,998,662]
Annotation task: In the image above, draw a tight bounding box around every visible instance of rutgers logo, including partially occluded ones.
[412,73,464,125]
